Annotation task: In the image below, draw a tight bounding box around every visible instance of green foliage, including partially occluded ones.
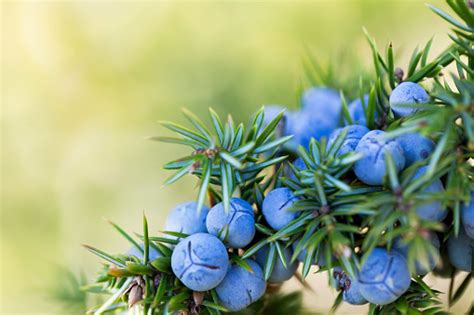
[233,291,317,315]
[80,1,473,314]
[369,279,447,315]
[154,107,292,213]
[50,267,87,313]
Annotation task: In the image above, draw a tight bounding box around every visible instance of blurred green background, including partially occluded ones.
[2,1,472,314]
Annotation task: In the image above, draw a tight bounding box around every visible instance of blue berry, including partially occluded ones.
[256,245,298,283]
[215,259,266,311]
[348,95,378,126]
[171,233,229,291]
[287,110,339,150]
[165,202,209,237]
[206,198,255,248]
[461,192,474,239]
[328,125,370,156]
[262,188,301,230]
[411,166,447,221]
[301,87,342,121]
[354,130,405,185]
[396,133,435,167]
[343,279,367,305]
[333,268,367,305]
[358,248,411,305]
[128,244,161,260]
[389,82,429,117]
[393,233,440,275]
[447,228,473,272]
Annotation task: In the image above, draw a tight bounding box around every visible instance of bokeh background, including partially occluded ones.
[2,0,472,314]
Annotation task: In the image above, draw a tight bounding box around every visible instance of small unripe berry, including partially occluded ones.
[262,188,301,231]
[389,82,429,117]
[354,130,405,185]
[206,198,255,248]
[171,233,229,291]
[215,259,266,311]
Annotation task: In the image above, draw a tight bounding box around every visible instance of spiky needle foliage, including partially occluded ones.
[153,108,291,213]
[81,2,473,315]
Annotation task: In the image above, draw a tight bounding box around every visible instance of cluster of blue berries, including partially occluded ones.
[264,87,342,151]
[266,83,439,188]
[164,193,307,311]
[164,198,286,311]
[168,206,266,311]
[160,82,473,311]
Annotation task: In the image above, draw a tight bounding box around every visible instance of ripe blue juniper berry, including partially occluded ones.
[288,108,339,149]
[206,198,255,248]
[256,245,298,283]
[215,259,266,311]
[357,248,411,305]
[354,130,405,185]
[333,267,368,305]
[396,133,435,167]
[171,233,229,291]
[389,82,429,117]
[276,87,343,151]
[301,87,342,121]
[165,201,209,237]
[81,2,473,314]
[262,187,301,231]
[347,94,379,127]
[328,125,370,156]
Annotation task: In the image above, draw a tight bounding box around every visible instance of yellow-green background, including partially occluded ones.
[2,1,472,314]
